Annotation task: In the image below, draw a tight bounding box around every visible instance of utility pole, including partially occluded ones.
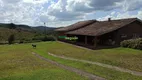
[44,22,46,35]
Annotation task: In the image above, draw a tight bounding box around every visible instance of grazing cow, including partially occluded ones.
[32,44,36,48]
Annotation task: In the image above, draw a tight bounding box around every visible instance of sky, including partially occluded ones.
[0,0,142,27]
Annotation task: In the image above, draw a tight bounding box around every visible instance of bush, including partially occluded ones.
[8,34,15,44]
[19,40,24,44]
[18,38,34,43]
[120,38,142,50]
[43,36,56,41]
[32,35,56,41]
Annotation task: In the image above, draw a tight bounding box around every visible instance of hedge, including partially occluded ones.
[120,38,142,50]
[32,35,56,41]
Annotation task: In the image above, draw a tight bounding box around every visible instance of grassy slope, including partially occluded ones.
[34,42,142,72]
[33,42,142,80]
[0,43,87,80]
[0,27,35,41]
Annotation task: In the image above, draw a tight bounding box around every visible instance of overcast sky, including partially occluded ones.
[0,0,142,27]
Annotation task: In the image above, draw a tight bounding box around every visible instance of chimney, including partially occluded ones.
[108,18,111,22]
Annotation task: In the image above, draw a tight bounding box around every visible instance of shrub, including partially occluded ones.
[42,36,56,41]
[19,40,24,44]
[23,38,33,43]
[120,38,142,50]
[32,36,44,41]
[8,34,15,44]
[32,35,56,41]
[18,38,33,43]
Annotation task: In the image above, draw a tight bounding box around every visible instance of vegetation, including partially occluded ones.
[0,27,35,44]
[34,42,142,72]
[0,23,57,44]
[33,42,142,80]
[0,41,142,80]
[32,35,56,42]
[8,34,15,44]
[0,43,87,80]
[0,27,56,44]
[34,50,142,80]
[121,38,142,50]
[32,26,56,35]
[9,23,16,29]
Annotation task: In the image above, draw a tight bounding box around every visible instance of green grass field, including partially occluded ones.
[0,43,87,80]
[37,41,142,72]
[33,42,142,80]
[0,41,142,80]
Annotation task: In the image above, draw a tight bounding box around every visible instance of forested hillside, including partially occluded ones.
[0,23,57,44]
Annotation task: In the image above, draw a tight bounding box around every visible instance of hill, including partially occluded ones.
[0,23,57,44]
[0,27,36,44]
[0,23,56,34]
[32,26,56,34]
[0,23,33,32]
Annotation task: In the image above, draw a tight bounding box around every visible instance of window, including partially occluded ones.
[121,34,127,38]
[133,34,140,38]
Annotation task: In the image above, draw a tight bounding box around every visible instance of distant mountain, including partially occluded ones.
[0,23,57,34]
[0,23,33,32]
[33,26,55,30]
[0,23,58,44]
[32,26,56,34]
[0,23,13,28]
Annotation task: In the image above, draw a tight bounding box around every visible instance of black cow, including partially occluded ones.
[32,44,36,48]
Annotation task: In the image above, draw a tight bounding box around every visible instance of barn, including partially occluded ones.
[56,18,142,49]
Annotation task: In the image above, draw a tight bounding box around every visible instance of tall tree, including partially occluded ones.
[8,34,15,44]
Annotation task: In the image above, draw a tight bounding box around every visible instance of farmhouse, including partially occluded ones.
[56,18,142,49]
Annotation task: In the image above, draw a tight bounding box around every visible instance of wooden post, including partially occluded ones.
[85,36,87,45]
[94,36,98,48]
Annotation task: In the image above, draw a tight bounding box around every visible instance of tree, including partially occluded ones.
[8,34,15,44]
[0,34,3,41]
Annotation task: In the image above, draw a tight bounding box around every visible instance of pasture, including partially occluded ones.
[33,41,142,80]
[37,41,142,72]
[0,41,142,80]
[0,43,87,80]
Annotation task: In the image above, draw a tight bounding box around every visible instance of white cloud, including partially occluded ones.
[121,0,142,11]
[0,0,3,7]
[66,0,92,12]
[0,0,142,27]
[0,0,42,26]
[65,0,142,12]
[23,0,48,4]
[115,11,142,20]
[47,0,85,21]
[2,0,22,4]
[98,10,142,21]
[46,0,142,22]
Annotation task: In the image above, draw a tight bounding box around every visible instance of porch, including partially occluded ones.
[65,31,118,49]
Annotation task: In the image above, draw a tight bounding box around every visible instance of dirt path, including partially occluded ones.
[32,52,105,80]
[48,52,142,76]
